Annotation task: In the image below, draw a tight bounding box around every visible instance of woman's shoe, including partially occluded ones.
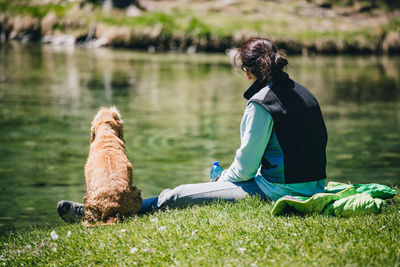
[57,200,84,223]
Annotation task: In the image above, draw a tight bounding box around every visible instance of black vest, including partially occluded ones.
[245,74,328,184]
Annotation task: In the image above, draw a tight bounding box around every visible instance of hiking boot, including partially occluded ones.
[57,200,84,223]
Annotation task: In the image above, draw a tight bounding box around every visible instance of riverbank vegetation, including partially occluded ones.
[0,0,399,54]
[1,194,399,265]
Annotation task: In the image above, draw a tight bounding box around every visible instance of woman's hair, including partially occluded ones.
[234,37,288,83]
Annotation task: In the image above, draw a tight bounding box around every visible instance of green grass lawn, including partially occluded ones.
[1,192,399,266]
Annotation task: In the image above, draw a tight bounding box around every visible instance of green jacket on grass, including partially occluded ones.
[271,182,397,217]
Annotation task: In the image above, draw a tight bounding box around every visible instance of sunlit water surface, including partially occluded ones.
[0,43,399,234]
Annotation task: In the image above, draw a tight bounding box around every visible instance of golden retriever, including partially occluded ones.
[83,107,141,226]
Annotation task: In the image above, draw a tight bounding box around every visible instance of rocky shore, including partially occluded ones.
[0,0,399,54]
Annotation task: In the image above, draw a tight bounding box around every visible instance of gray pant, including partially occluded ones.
[138,179,267,213]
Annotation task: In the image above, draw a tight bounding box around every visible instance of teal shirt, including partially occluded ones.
[218,102,326,201]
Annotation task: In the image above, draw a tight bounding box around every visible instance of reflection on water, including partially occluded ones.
[0,43,399,234]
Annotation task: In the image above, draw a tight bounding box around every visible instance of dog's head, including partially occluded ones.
[90,106,124,143]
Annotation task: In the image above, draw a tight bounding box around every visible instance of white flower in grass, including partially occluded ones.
[67,231,72,237]
[143,248,155,253]
[120,229,127,233]
[378,225,386,231]
[158,226,166,231]
[50,231,59,240]
[130,247,138,254]
[191,229,198,236]
[238,247,246,254]
[52,247,57,252]
[150,218,158,223]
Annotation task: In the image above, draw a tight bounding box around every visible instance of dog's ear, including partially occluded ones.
[112,112,123,125]
[90,124,96,143]
[118,127,124,142]
[111,111,124,141]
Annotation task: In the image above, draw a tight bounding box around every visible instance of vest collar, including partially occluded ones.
[243,73,294,100]
[243,79,272,100]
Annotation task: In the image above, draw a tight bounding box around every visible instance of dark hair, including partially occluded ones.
[234,37,288,83]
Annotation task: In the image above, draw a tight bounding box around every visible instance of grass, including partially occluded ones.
[1,0,399,53]
[0,0,72,18]
[1,192,399,266]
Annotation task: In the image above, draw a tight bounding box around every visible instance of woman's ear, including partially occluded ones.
[245,69,255,80]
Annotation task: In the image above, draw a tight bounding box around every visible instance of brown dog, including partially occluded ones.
[83,107,141,226]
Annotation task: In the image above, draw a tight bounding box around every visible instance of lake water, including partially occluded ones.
[0,43,399,234]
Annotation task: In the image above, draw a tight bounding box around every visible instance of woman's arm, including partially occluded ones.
[218,102,274,183]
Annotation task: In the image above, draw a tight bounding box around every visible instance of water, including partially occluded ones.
[0,43,399,234]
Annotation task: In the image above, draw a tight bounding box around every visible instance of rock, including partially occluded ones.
[186,45,197,54]
[126,5,142,17]
[41,34,76,46]
[147,45,156,53]
[85,37,109,48]
[102,0,113,12]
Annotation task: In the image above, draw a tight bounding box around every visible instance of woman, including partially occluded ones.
[58,37,327,221]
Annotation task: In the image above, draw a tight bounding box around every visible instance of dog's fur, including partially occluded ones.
[83,107,141,226]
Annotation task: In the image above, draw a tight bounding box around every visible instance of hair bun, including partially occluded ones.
[274,53,288,70]
[236,37,289,83]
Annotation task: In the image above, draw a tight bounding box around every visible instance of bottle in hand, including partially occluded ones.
[210,161,223,181]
